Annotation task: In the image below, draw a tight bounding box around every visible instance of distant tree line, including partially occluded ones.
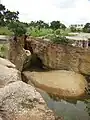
[1,3,90,36]
[0,4,67,36]
[69,23,90,33]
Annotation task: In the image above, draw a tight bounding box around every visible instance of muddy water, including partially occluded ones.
[38,89,90,120]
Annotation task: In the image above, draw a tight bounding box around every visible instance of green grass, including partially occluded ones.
[27,27,53,37]
[0,44,9,58]
[0,27,13,36]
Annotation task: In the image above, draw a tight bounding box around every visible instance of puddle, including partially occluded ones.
[38,89,90,120]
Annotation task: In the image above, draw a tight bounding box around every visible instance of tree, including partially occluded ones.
[29,21,36,27]
[0,4,19,26]
[60,23,66,30]
[4,10,19,24]
[50,21,60,30]
[8,21,26,36]
[70,26,76,32]
[83,23,90,33]
[51,35,69,44]
[50,21,66,30]
[0,4,6,26]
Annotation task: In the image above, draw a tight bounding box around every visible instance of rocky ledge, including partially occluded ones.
[0,58,61,120]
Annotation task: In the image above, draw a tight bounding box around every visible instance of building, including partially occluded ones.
[70,24,84,29]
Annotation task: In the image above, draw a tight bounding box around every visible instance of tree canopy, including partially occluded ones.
[83,23,90,33]
[50,21,66,30]
[0,3,67,37]
[0,4,19,26]
[0,4,27,36]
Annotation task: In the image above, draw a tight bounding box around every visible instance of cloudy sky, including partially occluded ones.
[1,0,90,26]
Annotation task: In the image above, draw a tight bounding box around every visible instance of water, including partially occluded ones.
[24,69,90,120]
[38,89,90,120]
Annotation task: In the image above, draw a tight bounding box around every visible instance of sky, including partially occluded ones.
[1,0,90,26]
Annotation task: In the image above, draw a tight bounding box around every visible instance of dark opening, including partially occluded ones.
[29,54,44,71]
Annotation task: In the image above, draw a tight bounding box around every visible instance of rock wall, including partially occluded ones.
[25,37,90,75]
[8,37,31,71]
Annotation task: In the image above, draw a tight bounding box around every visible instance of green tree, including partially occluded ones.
[29,20,49,29]
[83,23,90,33]
[70,26,76,32]
[0,4,19,26]
[0,4,6,26]
[50,21,66,30]
[8,21,26,36]
[50,21,60,30]
[29,21,36,27]
[4,10,19,24]
[60,23,66,30]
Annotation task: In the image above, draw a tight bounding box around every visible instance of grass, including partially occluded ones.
[27,27,53,37]
[0,43,9,58]
[0,27,13,36]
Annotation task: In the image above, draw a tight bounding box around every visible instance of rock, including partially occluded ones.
[23,50,31,70]
[0,64,21,88]
[0,81,61,120]
[8,38,31,71]
[0,57,15,68]
[25,37,90,75]
[23,70,88,98]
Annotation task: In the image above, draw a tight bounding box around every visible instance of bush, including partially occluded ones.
[45,34,70,44]
[51,35,69,44]
[8,21,27,36]
[55,29,61,35]
[27,27,53,37]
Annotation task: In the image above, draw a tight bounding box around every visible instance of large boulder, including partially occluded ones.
[0,81,61,120]
[25,37,90,75]
[23,70,88,98]
[0,64,21,88]
[0,57,15,68]
[8,38,31,71]
[0,57,21,88]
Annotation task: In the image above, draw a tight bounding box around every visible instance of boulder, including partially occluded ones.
[0,64,21,88]
[8,38,31,71]
[23,70,88,98]
[0,81,61,120]
[0,57,15,68]
[0,58,21,88]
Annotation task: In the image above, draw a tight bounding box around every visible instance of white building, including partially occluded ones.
[70,24,84,29]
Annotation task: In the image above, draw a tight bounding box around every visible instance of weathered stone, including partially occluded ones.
[23,70,88,98]
[8,38,31,71]
[0,57,15,68]
[0,64,21,88]
[25,37,90,75]
[0,81,61,120]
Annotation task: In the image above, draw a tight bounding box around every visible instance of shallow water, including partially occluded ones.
[38,89,90,120]
[24,69,90,119]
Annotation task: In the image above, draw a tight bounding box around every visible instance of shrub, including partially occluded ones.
[55,29,61,35]
[51,35,69,44]
[45,34,70,44]
[27,27,53,37]
[8,21,27,36]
